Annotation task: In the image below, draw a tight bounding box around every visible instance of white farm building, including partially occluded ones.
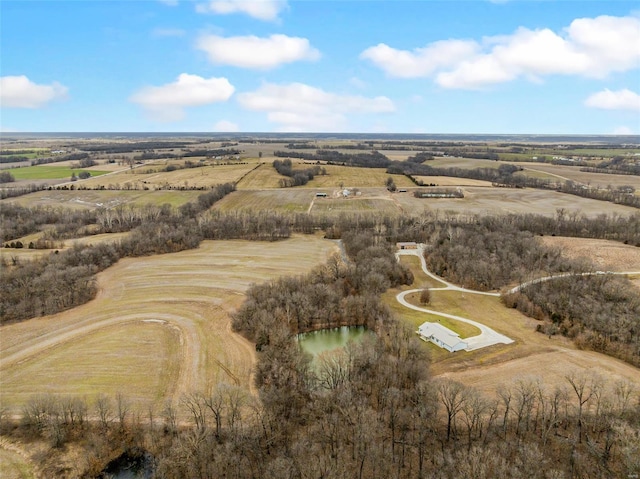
[417,322,467,352]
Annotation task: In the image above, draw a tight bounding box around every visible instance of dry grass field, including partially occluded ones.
[212,189,315,213]
[413,176,494,187]
[79,162,257,190]
[516,162,640,190]
[540,236,640,272]
[386,253,640,396]
[235,162,287,189]
[0,445,37,479]
[0,235,338,414]
[306,166,414,189]
[311,196,401,215]
[5,189,200,209]
[394,186,638,217]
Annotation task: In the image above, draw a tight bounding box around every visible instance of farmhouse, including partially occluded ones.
[396,242,417,250]
[417,322,467,352]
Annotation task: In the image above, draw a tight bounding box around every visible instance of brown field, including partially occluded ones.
[0,235,338,414]
[311,196,401,215]
[540,236,640,271]
[4,189,200,209]
[516,162,640,190]
[236,162,287,189]
[306,166,414,189]
[385,256,640,396]
[429,157,503,169]
[413,176,494,187]
[394,186,638,217]
[79,162,256,190]
[212,189,315,213]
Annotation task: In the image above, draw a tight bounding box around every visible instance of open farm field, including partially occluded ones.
[394,186,638,217]
[8,165,109,180]
[413,176,493,187]
[516,162,640,189]
[540,236,640,271]
[0,235,338,414]
[429,157,504,169]
[80,162,256,190]
[311,196,401,215]
[235,162,287,189]
[212,189,314,213]
[307,166,413,188]
[1,233,129,265]
[4,189,199,209]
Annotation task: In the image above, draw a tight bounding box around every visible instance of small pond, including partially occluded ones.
[297,326,371,357]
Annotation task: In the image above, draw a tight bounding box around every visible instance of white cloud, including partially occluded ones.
[238,82,395,131]
[196,34,319,69]
[360,39,479,78]
[362,14,640,89]
[0,75,68,108]
[585,88,640,112]
[130,73,234,122]
[213,120,240,132]
[196,0,286,21]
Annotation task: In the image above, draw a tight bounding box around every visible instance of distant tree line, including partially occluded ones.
[79,141,192,153]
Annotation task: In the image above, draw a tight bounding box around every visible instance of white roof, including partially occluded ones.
[418,322,467,349]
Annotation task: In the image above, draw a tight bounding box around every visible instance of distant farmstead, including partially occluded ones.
[396,242,418,250]
[417,322,467,352]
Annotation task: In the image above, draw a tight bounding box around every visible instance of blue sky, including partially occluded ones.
[1,0,639,134]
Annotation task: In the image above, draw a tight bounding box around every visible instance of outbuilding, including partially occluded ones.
[396,242,418,250]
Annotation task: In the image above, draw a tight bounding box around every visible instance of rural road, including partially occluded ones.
[396,246,513,351]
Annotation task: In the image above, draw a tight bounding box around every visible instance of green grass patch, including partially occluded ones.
[9,165,109,180]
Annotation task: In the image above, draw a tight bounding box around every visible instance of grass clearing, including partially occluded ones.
[0,447,37,479]
[394,186,638,217]
[413,176,493,187]
[81,162,255,190]
[540,236,640,271]
[306,166,414,188]
[9,165,109,180]
[311,197,401,215]
[213,189,314,213]
[4,189,200,209]
[0,235,339,415]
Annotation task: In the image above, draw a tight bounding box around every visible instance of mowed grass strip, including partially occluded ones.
[0,322,180,409]
[9,165,109,180]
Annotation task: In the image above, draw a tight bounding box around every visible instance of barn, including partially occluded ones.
[396,242,418,250]
[417,322,468,352]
